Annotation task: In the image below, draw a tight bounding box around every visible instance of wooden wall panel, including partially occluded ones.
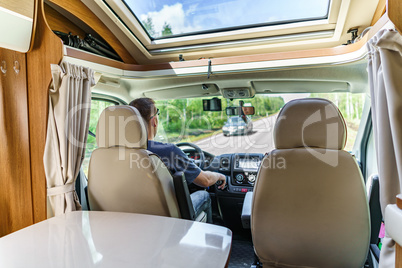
[0,48,34,237]
[26,0,63,223]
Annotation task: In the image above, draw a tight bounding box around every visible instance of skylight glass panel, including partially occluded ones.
[123,0,330,39]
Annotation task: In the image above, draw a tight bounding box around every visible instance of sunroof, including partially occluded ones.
[123,0,331,39]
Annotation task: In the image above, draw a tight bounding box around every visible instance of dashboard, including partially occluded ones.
[209,153,263,194]
[184,148,264,195]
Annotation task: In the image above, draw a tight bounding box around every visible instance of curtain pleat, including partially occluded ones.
[44,62,95,216]
[367,29,402,268]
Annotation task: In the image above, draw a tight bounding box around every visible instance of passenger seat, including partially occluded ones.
[251,98,370,268]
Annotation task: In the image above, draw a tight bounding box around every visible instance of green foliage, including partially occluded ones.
[162,22,173,36]
[244,95,285,116]
[142,17,173,37]
[142,16,156,37]
[309,93,365,151]
[309,93,365,122]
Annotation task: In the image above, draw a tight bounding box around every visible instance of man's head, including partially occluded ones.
[129,98,159,140]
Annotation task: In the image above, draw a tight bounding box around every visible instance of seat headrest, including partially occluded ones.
[96,105,148,149]
[274,98,346,150]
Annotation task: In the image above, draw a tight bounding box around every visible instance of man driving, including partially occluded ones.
[129,98,226,223]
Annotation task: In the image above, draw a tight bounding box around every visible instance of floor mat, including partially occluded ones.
[228,238,255,268]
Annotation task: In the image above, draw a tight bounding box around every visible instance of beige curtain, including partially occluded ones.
[367,29,402,267]
[44,62,95,216]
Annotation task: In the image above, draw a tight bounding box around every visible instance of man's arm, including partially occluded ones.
[193,171,226,189]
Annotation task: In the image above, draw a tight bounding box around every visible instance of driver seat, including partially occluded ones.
[88,105,203,221]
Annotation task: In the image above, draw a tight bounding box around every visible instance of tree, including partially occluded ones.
[142,16,156,37]
[162,22,173,37]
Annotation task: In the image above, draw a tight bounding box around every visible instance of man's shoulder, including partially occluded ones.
[148,140,176,149]
[148,140,180,154]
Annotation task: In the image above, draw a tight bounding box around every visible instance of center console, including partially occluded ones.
[209,153,264,230]
[215,153,263,194]
[231,154,261,192]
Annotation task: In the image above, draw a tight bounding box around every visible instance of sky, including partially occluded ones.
[124,0,330,38]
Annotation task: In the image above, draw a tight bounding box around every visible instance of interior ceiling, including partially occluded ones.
[78,0,380,101]
[82,0,379,64]
[92,59,369,103]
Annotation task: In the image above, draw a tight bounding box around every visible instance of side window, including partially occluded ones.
[365,130,378,179]
[82,99,117,176]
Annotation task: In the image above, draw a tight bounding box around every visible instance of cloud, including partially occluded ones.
[138,0,330,38]
[139,3,202,37]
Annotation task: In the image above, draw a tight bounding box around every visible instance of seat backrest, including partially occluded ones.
[88,105,180,218]
[252,98,370,268]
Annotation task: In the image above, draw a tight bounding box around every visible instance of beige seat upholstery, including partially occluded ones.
[251,98,370,268]
[88,105,181,218]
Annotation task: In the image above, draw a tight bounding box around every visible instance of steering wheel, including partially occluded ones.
[176,142,205,170]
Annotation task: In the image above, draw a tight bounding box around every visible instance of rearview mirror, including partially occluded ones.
[203,98,222,111]
[225,106,255,116]
[242,106,255,115]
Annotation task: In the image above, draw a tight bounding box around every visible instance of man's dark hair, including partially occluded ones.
[129,98,155,123]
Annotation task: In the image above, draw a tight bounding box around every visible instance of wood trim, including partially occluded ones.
[388,0,402,34]
[48,0,136,64]
[65,14,390,72]
[65,47,126,69]
[397,243,402,268]
[26,0,64,223]
[397,194,402,210]
[27,0,39,53]
[371,0,386,26]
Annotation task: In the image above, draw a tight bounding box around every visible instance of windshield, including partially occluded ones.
[154,93,365,155]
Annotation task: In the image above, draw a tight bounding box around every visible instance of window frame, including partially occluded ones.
[98,0,348,54]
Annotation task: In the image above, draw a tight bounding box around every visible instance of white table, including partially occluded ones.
[0,211,232,268]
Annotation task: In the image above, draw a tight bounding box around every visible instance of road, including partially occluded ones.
[194,115,278,155]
